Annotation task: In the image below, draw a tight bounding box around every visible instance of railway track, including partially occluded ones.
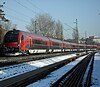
[0,53,86,87]
[51,52,95,87]
[0,52,73,67]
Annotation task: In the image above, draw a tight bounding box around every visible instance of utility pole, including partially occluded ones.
[75,19,79,44]
[35,20,37,34]
[74,19,79,52]
[85,31,87,53]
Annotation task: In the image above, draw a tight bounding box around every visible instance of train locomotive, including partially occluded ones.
[3,29,97,56]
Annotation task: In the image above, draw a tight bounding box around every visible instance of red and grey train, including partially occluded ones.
[3,29,98,55]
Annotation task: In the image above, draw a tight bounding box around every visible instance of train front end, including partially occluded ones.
[3,29,21,56]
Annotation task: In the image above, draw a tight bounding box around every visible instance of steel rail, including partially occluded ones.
[51,52,95,87]
[0,54,85,87]
[0,52,73,67]
[84,54,94,87]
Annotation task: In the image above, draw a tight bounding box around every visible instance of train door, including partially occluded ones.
[20,35,25,50]
[29,37,32,48]
[26,36,32,49]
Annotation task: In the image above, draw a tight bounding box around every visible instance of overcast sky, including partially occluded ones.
[2,0,100,39]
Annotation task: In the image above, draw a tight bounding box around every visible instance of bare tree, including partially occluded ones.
[0,21,16,43]
[26,13,64,40]
[54,20,63,40]
[26,18,36,34]
[0,27,3,43]
[0,25,8,43]
[26,13,55,37]
[1,21,15,30]
[36,14,54,37]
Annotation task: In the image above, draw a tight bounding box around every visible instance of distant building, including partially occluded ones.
[79,38,86,44]
[89,36,94,39]
[93,37,100,43]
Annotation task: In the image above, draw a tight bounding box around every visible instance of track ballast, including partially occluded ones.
[0,53,86,87]
[51,52,95,87]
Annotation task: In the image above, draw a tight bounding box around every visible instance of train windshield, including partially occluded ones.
[4,30,19,43]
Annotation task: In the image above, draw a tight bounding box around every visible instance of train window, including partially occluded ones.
[4,31,18,42]
[34,40,42,44]
[21,35,25,40]
[33,39,47,45]
[42,41,47,45]
[53,42,60,46]
[32,39,34,44]
[26,44,30,48]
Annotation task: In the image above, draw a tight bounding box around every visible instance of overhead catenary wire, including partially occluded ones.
[64,23,76,30]
[5,0,47,24]
[6,13,29,24]
[26,0,46,13]
[14,0,37,15]
[4,0,69,37]
[2,0,37,27]
[4,6,32,19]
[2,0,48,30]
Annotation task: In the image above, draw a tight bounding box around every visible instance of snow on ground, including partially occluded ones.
[91,53,100,87]
[27,55,87,87]
[0,53,77,81]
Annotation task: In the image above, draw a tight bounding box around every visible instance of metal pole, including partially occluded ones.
[74,19,79,52]
[76,19,79,44]
[35,20,37,34]
[85,31,87,53]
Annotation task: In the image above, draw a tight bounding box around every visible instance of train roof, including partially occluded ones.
[9,29,49,40]
[49,38,63,43]
[15,29,63,42]
[6,29,20,34]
